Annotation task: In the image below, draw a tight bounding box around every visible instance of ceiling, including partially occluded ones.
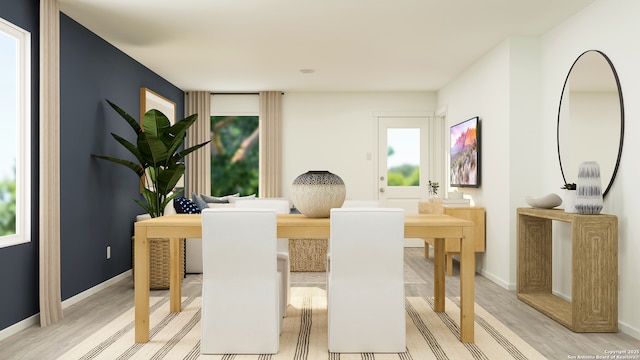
[59,0,596,92]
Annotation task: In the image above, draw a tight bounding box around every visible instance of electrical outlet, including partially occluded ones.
[106,246,111,259]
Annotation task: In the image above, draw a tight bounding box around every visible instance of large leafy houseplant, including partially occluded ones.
[92,100,210,217]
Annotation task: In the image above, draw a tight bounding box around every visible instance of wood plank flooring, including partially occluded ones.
[0,248,638,359]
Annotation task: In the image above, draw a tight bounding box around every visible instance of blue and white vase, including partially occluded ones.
[575,161,603,215]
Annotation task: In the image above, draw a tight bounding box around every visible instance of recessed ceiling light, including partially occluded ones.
[299,69,315,74]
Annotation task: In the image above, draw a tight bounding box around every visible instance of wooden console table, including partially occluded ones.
[419,202,485,275]
[516,208,618,332]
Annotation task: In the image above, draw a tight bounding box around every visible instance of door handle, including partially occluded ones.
[379,188,385,193]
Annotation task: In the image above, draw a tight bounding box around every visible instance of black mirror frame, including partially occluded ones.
[556,50,625,198]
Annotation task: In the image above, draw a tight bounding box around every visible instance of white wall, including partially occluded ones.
[539,0,640,338]
[436,37,542,287]
[281,92,436,201]
[437,0,640,338]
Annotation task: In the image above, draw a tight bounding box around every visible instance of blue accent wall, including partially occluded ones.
[0,0,185,331]
[59,13,184,300]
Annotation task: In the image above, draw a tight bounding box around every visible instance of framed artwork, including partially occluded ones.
[140,87,176,127]
[139,87,178,190]
[450,116,480,188]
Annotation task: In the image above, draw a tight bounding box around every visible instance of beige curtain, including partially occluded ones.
[39,0,63,327]
[258,92,282,197]
[185,92,211,196]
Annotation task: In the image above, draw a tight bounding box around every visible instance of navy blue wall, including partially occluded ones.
[0,0,185,331]
[59,13,184,300]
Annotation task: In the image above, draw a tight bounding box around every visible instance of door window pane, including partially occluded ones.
[387,128,420,186]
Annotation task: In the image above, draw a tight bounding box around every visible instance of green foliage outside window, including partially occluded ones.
[211,116,259,196]
[0,167,16,236]
[387,145,420,186]
[387,164,420,186]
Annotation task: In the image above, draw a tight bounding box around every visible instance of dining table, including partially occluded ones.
[133,213,476,343]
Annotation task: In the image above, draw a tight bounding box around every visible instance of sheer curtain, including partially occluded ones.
[259,92,283,198]
[39,0,63,326]
[185,91,211,196]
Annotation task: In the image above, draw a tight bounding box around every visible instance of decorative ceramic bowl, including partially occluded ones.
[525,193,562,209]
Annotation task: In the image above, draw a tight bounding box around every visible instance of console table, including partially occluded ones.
[516,208,618,332]
[419,202,485,275]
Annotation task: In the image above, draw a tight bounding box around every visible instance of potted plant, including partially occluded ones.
[428,180,440,201]
[561,183,578,213]
[92,100,210,217]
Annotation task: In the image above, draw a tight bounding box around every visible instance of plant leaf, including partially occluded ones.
[163,113,198,155]
[173,141,211,162]
[91,154,144,177]
[162,190,183,211]
[133,198,152,216]
[137,132,169,168]
[106,100,142,135]
[111,133,144,164]
[142,109,171,139]
[155,164,185,197]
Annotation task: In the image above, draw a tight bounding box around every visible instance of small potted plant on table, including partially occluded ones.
[428,180,441,202]
[562,183,577,213]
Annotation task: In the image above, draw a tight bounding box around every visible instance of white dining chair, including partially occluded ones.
[200,208,281,354]
[327,207,406,353]
[327,199,380,285]
[235,198,291,316]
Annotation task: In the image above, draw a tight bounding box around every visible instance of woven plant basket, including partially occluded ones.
[289,238,327,272]
[132,237,185,290]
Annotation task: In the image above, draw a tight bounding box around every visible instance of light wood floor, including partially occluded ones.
[1,248,638,359]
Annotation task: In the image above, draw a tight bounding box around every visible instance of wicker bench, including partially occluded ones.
[289,238,327,272]
[132,237,185,290]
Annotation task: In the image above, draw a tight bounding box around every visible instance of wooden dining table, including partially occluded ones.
[133,213,476,343]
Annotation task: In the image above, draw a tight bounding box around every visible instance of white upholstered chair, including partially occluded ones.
[327,199,380,284]
[234,198,291,316]
[200,208,281,354]
[327,207,406,353]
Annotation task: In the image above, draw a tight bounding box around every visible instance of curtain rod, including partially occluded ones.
[211,92,259,95]
[185,92,284,95]
[210,92,285,95]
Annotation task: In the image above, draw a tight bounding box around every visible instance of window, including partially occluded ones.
[210,94,259,197]
[0,17,31,248]
[210,115,259,196]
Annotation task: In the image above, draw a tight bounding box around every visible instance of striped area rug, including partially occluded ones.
[57,287,546,359]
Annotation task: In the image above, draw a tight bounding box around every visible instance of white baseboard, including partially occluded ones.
[61,270,132,309]
[618,321,640,340]
[0,270,132,342]
[478,268,514,291]
[477,270,640,341]
[0,313,39,342]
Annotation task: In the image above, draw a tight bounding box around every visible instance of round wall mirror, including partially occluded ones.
[557,50,624,198]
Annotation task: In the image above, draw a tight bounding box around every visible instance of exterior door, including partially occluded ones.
[378,116,430,215]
